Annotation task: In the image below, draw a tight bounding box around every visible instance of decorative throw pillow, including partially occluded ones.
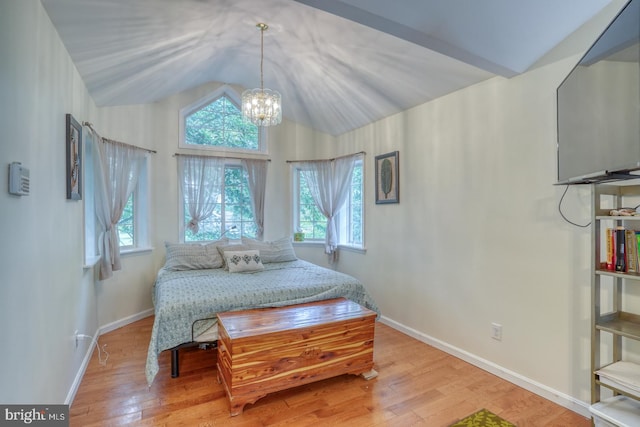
[224,250,265,273]
[241,236,297,263]
[164,239,227,270]
[217,244,250,270]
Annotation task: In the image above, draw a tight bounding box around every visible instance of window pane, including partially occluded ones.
[299,173,326,240]
[183,165,257,242]
[117,193,134,247]
[184,195,222,242]
[349,163,363,245]
[184,96,259,150]
[224,166,255,239]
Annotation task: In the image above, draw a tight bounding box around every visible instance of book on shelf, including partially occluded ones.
[616,227,627,272]
[626,229,638,273]
[637,232,640,273]
[602,228,640,274]
[606,228,614,271]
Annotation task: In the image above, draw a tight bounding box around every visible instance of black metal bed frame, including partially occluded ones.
[169,317,217,378]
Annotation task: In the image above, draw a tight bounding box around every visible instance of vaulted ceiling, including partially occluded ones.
[41,0,617,136]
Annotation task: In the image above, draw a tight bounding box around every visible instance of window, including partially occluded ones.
[83,133,150,265]
[181,162,256,242]
[179,86,267,242]
[83,130,98,266]
[179,85,266,153]
[293,158,364,249]
[116,160,149,251]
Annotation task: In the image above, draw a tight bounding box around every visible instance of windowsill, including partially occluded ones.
[83,255,101,270]
[338,244,367,254]
[120,246,154,256]
[83,247,154,270]
[292,241,323,248]
[292,241,366,254]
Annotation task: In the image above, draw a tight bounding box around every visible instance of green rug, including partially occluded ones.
[449,408,516,427]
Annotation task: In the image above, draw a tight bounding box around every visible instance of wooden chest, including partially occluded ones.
[216,297,376,416]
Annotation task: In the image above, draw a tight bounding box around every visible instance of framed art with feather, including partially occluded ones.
[375,151,399,204]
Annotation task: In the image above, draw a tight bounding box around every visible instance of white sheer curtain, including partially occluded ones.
[178,155,224,235]
[92,130,147,280]
[241,159,268,240]
[300,154,357,262]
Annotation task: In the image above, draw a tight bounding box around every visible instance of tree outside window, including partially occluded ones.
[180,88,261,242]
[183,165,256,242]
[294,158,364,248]
[117,193,134,247]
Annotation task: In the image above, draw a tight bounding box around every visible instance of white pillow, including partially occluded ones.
[164,239,227,270]
[217,244,250,270]
[224,250,265,273]
[241,236,297,263]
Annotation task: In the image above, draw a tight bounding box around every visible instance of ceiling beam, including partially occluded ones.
[293,0,519,77]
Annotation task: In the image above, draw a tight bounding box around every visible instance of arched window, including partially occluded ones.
[177,86,267,242]
[179,85,265,153]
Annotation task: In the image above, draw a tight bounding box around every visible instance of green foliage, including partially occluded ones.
[185,166,256,242]
[296,163,364,244]
[117,193,134,247]
[185,97,259,150]
[350,165,363,244]
[299,173,327,240]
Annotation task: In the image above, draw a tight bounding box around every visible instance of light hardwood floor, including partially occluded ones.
[70,316,590,426]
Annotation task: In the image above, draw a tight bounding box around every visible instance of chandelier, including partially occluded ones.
[242,23,282,126]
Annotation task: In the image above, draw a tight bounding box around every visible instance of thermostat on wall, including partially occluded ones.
[8,162,29,196]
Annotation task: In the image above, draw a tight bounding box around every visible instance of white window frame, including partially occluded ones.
[83,130,99,268]
[178,84,268,154]
[292,158,365,251]
[178,159,256,242]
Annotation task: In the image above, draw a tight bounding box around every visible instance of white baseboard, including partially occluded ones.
[66,308,154,406]
[99,308,154,335]
[68,310,589,417]
[379,315,591,418]
[65,328,99,406]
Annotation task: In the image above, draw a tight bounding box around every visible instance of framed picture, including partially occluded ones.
[375,151,399,204]
[66,113,82,200]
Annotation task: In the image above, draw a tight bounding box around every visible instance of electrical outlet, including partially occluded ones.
[491,323,502,341]
[74,330,79,348]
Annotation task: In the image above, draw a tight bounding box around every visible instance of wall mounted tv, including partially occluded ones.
[557,0,640,184]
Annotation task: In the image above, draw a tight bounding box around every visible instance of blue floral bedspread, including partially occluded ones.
[145,260,379,385]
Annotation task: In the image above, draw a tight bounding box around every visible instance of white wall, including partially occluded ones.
[330,61,595,406]
[0,0,99,404]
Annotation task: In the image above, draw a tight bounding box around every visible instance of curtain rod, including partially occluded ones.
[83,122,157,154]
[286,151,365,164]
[173,153,270,162]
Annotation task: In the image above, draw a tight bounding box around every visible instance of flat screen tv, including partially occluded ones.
[557,0,640,184]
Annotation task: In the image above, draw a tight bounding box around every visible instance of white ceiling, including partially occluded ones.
[41,0,616,136]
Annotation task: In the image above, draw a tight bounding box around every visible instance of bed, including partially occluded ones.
[145,238,380,386]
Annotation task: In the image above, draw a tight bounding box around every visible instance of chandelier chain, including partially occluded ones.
[260,24,264,91]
